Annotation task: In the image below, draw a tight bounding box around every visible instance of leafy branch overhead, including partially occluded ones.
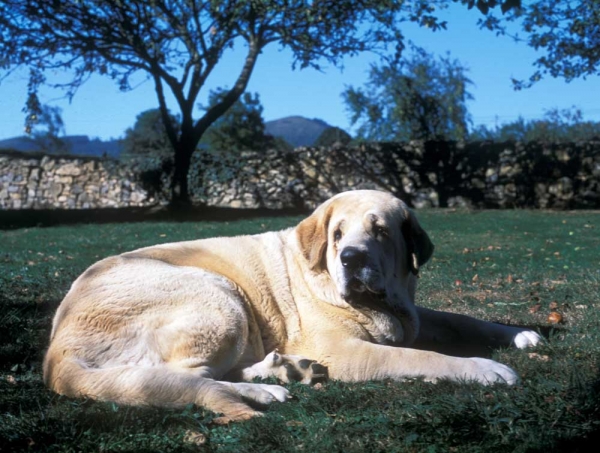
[5,0,590,202]
[0,0,454,203]
[343,46,473,142]
[471,0,600,85]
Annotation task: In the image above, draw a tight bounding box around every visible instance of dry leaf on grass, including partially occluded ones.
[286,420,304,427]
[184,430,206,446]
[548,311,564,324]
[528,353,550,362]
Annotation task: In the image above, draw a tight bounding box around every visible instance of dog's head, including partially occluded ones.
[296,190,434,345]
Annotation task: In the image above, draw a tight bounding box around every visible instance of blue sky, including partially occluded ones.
[1,3,599,141]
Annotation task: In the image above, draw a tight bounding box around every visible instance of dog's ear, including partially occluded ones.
[401,209,434,276]
[296,203,333,272]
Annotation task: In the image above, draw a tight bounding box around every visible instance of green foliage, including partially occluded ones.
[470,107,600,142]
[201,90,274,154]
[0,0,452,202]
[1,210,600,451]
[313,126,352,147]
[28,105,70,154]
[343,46,473,142]
[473,0,600,85]
[121,109,179,158]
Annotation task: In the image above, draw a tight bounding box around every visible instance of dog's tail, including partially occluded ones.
[43,352,258,422]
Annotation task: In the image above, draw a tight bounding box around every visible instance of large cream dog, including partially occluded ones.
[44,190,541,421]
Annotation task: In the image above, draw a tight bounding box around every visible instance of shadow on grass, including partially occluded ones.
[0,205,309,230]
[413,324,564,358]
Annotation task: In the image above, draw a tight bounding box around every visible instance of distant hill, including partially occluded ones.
[0,135,122,158]
[0,116,345,156]
[265,116,332,147]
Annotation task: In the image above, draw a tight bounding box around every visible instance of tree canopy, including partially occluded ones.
[343,46,473,142]
[470,107,600,142]
[201,90,274,153]
[313,126,353,147]
[471,0,600,86]
[121,109,180,158]
[0,0,454,204]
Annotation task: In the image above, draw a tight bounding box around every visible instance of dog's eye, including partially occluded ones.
[373,225,388,238]
[333,229,342,241]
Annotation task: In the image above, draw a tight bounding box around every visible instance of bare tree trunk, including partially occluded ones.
[170,142,194,205]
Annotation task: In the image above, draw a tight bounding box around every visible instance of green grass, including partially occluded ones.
[1,210,599,452]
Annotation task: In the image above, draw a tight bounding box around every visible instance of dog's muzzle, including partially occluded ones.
[340,246,385,301]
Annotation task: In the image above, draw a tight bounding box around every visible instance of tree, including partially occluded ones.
[469,107,600,142]
[314,126,352,147]
[121,109,180,158]
[343,46,473,142]
[201,90,274,153]
[29,104,70,154]
[471,0,600,86]
[0,1,453,205]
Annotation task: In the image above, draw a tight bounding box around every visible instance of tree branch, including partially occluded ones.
[192,39,261,140]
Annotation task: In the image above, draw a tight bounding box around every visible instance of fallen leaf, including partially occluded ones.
[286,420,304,427]
[529,303,542,314]
[549,301,559,310]
[548,311,564,324]
[528,353,550,362]
[183,430,206,446]
[506,274,514,284]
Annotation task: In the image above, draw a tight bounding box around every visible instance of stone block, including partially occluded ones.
[56,176,73,184]
[49,182,63,198]
[56,163,82,176]
[40,156,55,171]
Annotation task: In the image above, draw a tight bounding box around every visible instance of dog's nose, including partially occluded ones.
[340,247,367,269]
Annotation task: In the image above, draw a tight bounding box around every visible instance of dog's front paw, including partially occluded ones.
[463,357,519,386]
[268,350,328,385]
[243,350,328,385]
[513,330,542,349]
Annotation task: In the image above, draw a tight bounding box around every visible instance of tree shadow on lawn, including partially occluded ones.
[0,205,308,230]
[413,324,562,358]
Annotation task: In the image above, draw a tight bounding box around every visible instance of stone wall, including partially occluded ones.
[190,140,600,209]
[0,152,153,209]
[1,140,600,210]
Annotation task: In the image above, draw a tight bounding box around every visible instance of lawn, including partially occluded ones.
[1,209,599,452]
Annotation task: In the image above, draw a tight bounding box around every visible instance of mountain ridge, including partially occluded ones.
[0,116,342,156]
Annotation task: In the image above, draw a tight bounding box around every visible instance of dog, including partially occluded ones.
[43,190,541,422]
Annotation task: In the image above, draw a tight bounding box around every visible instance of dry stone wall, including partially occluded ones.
[1,140,599,210]
[191,141,600,210]
[0,153,153,209]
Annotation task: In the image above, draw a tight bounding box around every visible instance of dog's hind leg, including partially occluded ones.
[44,357,262,421]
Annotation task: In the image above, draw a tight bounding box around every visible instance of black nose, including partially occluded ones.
[340,247,367,270]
